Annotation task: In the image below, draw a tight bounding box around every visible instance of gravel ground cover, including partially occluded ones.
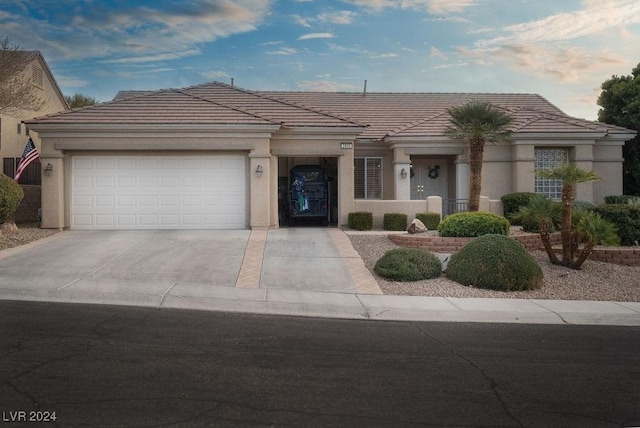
[0,224,59,251]
[349,233,640,302]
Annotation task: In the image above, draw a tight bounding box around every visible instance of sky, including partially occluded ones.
[1,0,639,120]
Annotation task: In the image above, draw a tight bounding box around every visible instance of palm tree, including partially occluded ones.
[510,194,561,264]
[536,163,601,266]
[445,100,514,211]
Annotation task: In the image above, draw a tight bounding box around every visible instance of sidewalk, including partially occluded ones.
[2,284,639,326]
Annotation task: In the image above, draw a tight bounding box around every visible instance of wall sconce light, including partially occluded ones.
[255,164,263,177]
[400,168,408,179]
[44,163,54,176]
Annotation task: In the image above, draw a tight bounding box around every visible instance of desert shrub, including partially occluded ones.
[437,211,510,237]
[415,212,441,230]
[593,205,640,246]
[501,192,537,225]
[348,212,373,231]
[374,248,442,281]
[604,195,640,205]
[383,213,408,231]
[0,173,24,224]
[446,234,543,291]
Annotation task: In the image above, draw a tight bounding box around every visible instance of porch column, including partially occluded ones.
[249,153,271,230]
[574,144,594,201]
[455,156,469,200]
[393,149,411,200]
[269,154,279,228]
[40,156,65,229]
[511,144,535,193]
[338,153,354,226]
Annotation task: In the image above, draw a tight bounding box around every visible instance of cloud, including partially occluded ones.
[296,80,360,91]
[101,50,201,64]
[342,0,476,14]
[298,33,335,40]
[266,47,298,55]
[1,0,270,61]
[430,46,447,59]
[55,75,88,88]
[318,11,357,24]
[202,70,230,79]
[477,0,640,47]
[292,14,312,28]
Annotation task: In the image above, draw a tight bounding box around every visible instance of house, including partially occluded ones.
[24,81,636,230]
[1,51,68,183]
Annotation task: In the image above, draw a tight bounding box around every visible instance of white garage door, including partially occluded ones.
[71,155,247,229]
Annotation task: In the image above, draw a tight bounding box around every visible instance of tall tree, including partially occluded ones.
[0,36,45,114]
[597,63,640,195]
[445,100,515,211]
[65,93,98,108]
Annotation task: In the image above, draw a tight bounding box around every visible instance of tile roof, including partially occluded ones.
[27,82,635,139]
[259,91,634,139]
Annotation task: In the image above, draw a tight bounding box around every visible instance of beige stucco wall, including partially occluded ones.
[592,143,624,203]
[0,56,67,171]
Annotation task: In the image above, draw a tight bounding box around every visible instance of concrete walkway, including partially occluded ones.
[0,228,639,326]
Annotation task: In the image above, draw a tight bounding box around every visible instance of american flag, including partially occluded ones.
[14,138,40,182]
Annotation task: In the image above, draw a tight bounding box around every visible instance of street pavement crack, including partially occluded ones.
[411,322,525,428]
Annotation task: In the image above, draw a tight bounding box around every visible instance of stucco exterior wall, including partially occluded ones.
[353,200,429,229]
[592,143,624,203]
[0,56,67,171]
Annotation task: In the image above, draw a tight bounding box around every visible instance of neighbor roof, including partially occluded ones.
[27,82,634,139]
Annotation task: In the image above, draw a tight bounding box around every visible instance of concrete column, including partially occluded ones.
[40,157,65,229]
[338,153,354,226]
[394,162,411,199]
[455,157,469,200]
[511,144,535,193]
[573,144,595,202]
[269,155,279,228]
[393,148,412,200]
[249,155,270,230]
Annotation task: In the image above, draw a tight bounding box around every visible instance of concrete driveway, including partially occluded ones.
[0,228,381,308]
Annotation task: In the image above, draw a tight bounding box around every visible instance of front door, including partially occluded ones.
[410,159,447,200]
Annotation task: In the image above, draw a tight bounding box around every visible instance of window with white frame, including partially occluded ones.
[354,157,382,199]
[534,148,568,199]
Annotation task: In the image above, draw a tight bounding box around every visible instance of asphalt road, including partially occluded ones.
[1,300,639,427]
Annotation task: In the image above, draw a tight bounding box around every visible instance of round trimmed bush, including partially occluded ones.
[374,248,442,282]
[445,234,543,291]
[437,212,510,237]
[0,173,24,224]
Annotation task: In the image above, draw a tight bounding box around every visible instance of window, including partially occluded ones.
[354,157,382,199]
[535,148,568,200]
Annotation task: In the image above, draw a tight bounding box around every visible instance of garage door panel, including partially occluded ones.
[72,155,246,229]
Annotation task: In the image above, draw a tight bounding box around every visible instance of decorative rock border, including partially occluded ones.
[388,233,640,266]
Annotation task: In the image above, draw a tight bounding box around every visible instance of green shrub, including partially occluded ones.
[604,195,640,205]
[383,213,408,231]
[501,192,537,225]
[446,234,543,291]
[348,212,373,231]
[573,200,598,211]
[415,212,441,230]
[0,173,24,224]
[437,211,510,237]
[374,248,442,281]
[593,205,640,246]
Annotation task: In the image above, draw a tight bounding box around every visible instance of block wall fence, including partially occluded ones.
[388,233,640,267]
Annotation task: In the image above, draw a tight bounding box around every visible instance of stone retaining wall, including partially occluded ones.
[388,233,640,266]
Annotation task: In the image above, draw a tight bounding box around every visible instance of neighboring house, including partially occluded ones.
[1,51,68,183]
[25,82,636,230]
